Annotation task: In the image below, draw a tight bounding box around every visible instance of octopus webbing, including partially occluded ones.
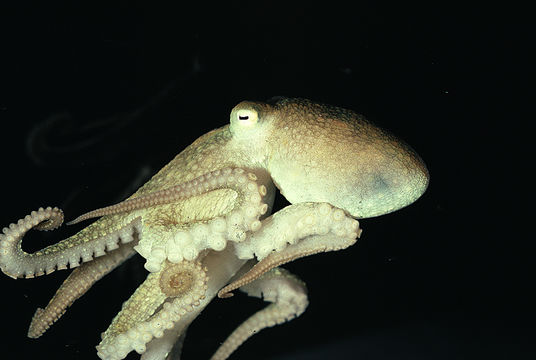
[0,97,429,359]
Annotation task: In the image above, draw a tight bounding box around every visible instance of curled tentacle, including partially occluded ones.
[68,167,268,225]
[96,260,208,360]
[139,247,249,360]
[0,207,141,279]
[220,203,361,298]
[28,241,138,338]
[211,268,308,360]
[128,167,270,273]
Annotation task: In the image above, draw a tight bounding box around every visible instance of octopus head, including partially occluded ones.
[230,97,429,218]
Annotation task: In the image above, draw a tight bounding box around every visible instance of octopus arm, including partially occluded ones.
[220,202,361,297]
[120,167,271,274]
[68,168,269,225]
[96,260,209,360]
[0,207,141,279]
[141,327,186,360]
[210,267,309,360]
[99,246,249,360]
[28,240,138,338]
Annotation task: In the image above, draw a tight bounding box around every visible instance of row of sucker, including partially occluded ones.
[96,261,208,360]
[27,241,137,339]
[210,268,309,360]
[234,202,361,261]
[68,167,268,225]
[220,203,361,299]
[0,206,141,279]
[133,168,269,273]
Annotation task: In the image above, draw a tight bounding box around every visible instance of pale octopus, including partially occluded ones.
[0,97,428,360]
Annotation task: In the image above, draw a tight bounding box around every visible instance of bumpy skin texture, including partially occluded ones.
[0,97,428,360]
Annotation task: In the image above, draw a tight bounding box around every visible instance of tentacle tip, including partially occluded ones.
[217,291,234,299]
[27,329,44,339]
[27,332,39,339]
[27,308,45,339]
[66,219,80,226]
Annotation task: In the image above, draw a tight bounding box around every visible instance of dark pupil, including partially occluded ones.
[239,115,249,120]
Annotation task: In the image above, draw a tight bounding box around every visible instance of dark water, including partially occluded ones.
[0,2,529,360]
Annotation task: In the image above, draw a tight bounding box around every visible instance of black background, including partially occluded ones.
[0,2,530,360]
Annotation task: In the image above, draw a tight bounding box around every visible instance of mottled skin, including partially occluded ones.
[0,97,428,360]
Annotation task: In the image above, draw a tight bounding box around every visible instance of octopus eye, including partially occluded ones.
[236,109,258,125]
[229,103,261,135]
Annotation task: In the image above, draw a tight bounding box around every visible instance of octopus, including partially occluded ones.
[0,97,428,360]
